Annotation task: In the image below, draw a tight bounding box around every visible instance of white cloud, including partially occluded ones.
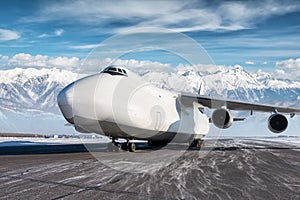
[70,44,103,49]
[3,53,300,82]
[275,58,300,69]
[0,54,9,67]
[54,29,64,36]
[1,55,9,61]
[261,61,268,65]
[7,53,80,69]
[2,52,174,73]
[245,61,255,65]
[275,69,285,75]
[274,58,300,80]
[48,56,79,68]
[37,33,48,38]
[81,57,173,74]
[8,53,48,67]
[115,59,172,73]
[22,0,300,32]
[0,29,20,41]
[37,29,64,38]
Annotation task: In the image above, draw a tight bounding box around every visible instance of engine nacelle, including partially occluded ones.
[268,114,288,133]
[212,108,233,129]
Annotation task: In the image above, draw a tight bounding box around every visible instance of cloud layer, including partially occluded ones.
[1,53,171,73]
[0,29,20,41]
[2,53,300,81]
[275,58,300,79]
[38,29,64,38]
[6,53,80,70]
[22,0,300,32]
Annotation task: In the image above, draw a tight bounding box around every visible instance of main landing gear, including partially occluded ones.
[190,139,204,148]
[107,138,137,152]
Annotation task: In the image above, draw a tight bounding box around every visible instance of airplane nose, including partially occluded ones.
[57,84,75,124]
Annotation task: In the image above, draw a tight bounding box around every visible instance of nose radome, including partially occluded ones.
[57,84,75,124]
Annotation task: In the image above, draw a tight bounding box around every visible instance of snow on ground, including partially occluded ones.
[0,137,110,147]
[253,137,300,146]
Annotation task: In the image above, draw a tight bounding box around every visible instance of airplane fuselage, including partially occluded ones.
[57,66,210,143]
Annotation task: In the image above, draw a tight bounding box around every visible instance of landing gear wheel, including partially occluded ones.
[127,142,136,152]
[191,139,204,148]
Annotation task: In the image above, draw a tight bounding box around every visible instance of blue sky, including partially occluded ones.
[0,0,300,73]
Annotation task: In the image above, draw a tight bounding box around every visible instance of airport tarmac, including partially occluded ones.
[0,139,299,200]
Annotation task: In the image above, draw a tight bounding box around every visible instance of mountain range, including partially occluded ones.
[1,66,300,115]
[0,68,78,114]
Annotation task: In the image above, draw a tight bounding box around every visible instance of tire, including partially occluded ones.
[190,139,204,148]
[128,142,136,152]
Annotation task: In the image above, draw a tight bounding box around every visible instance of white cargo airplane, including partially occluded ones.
[57,65,300,152]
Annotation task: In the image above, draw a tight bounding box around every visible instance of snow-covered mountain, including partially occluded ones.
[1,65,300,115]
[0,68,78,114]
[142,65,300,107]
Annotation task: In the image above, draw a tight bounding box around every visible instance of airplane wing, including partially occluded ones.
[179,93,300,115]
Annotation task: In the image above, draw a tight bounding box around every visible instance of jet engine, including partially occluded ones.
[212,108,233,129]
[268,114,288,133]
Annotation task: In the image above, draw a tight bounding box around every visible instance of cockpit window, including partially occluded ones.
[103,66,128,76]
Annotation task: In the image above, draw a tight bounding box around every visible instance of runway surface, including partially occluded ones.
[0,139,300,200]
